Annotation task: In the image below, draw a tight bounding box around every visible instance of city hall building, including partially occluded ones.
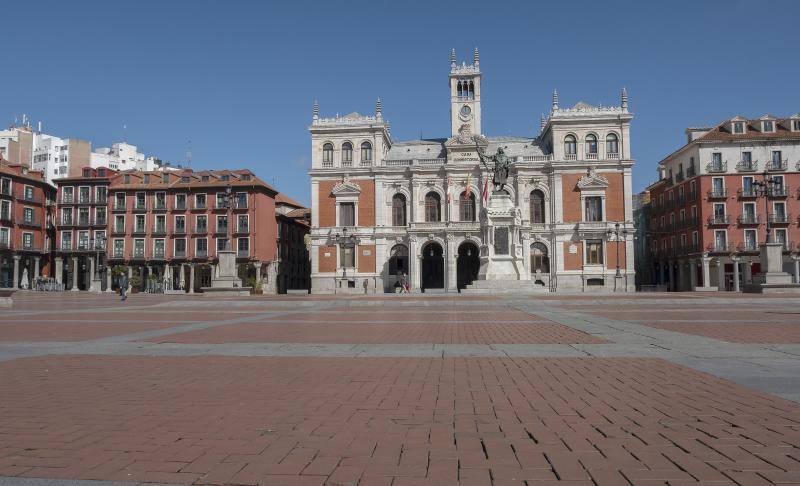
[308,49,635,293]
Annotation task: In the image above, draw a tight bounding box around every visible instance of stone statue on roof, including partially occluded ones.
[477,145,512,192]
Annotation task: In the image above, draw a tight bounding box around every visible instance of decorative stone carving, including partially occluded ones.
[576,168,609,191]
[331,176,362,196]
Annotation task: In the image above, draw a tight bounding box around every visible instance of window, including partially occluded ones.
[340,244,355,268]
[114,192,125,210]
[0,200,9,221]
[23,207,34,224]
[772,175,785,194]
[1,178,10,196]
[175,215,186,233]
[62,186,73,203]
[221,174,230,182]
[95,207,106,225]
[195,193,206,209]
[742,176,755,196]
[237,215,249,232]
[241,174,252,181]
[196,215,207,232]
[605,133,619,155]
[143,174,150,184]
[22,233,33,249]
[135,192,146,209]
[123,174,130,184]
[114,215,125,233]
[78,207,90,226]
[162,173,169,184]
[742,151,752,163]
[744,229,757,250]
[134,239,145,258]
[155,192,166,209]
[180,176,190,183]
[530,242,549,273]
[175,194,187,210]
[339,203,355,226]
[322,143,334,164]
[201,175,210,182]
[61,208,73,225]
[775,229,788,249]
[714,230,727,251]
[584,196,603,222]
[772,150,783,169]
[424,192,441,222]
[134,214,146,233]
[24,186,34,201]
[153,239,165,258]
[743,203,756,223]
[793,119,800,131]
[96,186,107,204]
[341,142,353,166]
[762,120,775,132]
[361,142,372,164]
[216,215,228,232]
[217,238,229,251]
[713,203,726,222]
[61,231,72,250]
[733,121,745,134]
[711,152,723,170]
[113,239,124,258]
[459,192,476,222]
[388,244,408,276]
[585,134,598,154]
[237,237,249,257]
[0,227,8,246]
[773,202,787,222]
[530,190,545,224]
[196,238,208,256]
[154,214,166,233]
[175,238,187,256]
[585,240,603,265]
[564,135,577,155]
[712,177,724,196]
[391,194,407,226]
[216,193,226,209]
[236,192,247,208]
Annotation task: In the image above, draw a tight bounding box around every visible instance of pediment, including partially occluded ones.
[577,174,609,190]
[331,179,362,196]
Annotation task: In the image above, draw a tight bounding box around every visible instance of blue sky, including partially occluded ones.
[3,0,798,204]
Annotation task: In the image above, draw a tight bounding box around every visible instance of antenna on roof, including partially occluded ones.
[186,140,192,168]
[122,123,127,142]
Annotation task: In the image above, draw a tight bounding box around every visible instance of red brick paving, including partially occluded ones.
[0,322,180,342]
[0,355,798,485]
[146,321,606,345]
[641,322,800,344]
[262,310,542,323]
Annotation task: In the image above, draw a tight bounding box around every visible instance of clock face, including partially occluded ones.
[459,105,472,118]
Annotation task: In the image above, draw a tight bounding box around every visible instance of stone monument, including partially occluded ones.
[743,242,800,293]
[202,188,252,297]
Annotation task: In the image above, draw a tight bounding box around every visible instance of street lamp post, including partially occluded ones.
[607,222,628,292]
[331,227,359,293]
[752,171,778,244]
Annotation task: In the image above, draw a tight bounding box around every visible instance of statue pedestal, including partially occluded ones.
[476,192,527,282]
[202,250,251,297]
[744,243,800,293]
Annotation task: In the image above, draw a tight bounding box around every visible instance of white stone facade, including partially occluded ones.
[308,50,635,293]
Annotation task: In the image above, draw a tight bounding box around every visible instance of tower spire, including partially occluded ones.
[552,89,559,111]
[540,113,546,133]
[375,97,382,120]
[312,99,319,120]
[450,48,456,67]
[473,46,479,66]
[621,87,628,111]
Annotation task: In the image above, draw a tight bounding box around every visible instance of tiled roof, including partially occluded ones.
[275,193,305,208]
[0,161,48,184]
[696,117,800,143]
[104,169,278,194]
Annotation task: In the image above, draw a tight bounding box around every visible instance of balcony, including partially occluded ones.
[59,243,73,252]
[17,193,43,204]
[173,250,187,259]
[706,161,727,173]
[153,202,168,211]
[235,225,250,234]
[707,188,728,199]
[152,226,167,236]
[192,201,207,211]
[707,215,731,225]
[768,213,791,224]
[193,225,208,234]
[195,249,208,258]
[214,225,229,235]
[737,214,761,225]
[585,153,599,161]
[173,201,187,211]
[111,226,126,236]
[766,159,788,171]
[174,226,187,235]
[112,202,127,211]
[675,172,685,183]
[687,166,696,178]
[131,227,147,235]
[564,154,578,161]
[132,202,148,212]
[738,188,758,198]
[768,187,789,198]
[16,217,39,227]
[707,242,734,253]
[237,249,250,258]
[737,241,759,252]
[735,160,758,172]
[131,250,146,260]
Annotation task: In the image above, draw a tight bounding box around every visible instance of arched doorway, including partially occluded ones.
[457,242,480,290]
[421,242,444,291]
[530,242,549,286]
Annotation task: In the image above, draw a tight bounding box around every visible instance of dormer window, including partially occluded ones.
[732,121,745,134]
[762,120,775,132]
[792,119,800,132]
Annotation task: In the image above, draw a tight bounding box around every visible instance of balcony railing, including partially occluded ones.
[152,226,167,236]
[675,172,685,183]
[153,202,168,211]
[736,160,758,172]
[195,249,208,258]
[173,201,187,211]
[214,225,229,235]
[235,225,249,234]
[174,250,187,258]
[707,215,731,225]
[237,249,250,258]
[707,188,728,199]
[768,187,789,198]
[132,227,147,235]
[766,159,788,171]
[707,242,734,253]
[706,161,727,173]
[564,154,578,161]
[193,225,208,234]
[111,226,126,235]
[738,188,758,198]
[17,193,43,204]
[132,250,146,259]
[737,214,761,225]
[768,213,791,224]
[174,226,187,235]
[16,217,39,227]
[687,166,696,178]
[133,202,148,212]
[737,241,759,252]
[113,202,127,211]
[585,153,598,160]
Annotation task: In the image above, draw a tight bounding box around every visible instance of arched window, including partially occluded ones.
[585,134,598,154]
[564,135,577,155]
[389,244,408,276]
[322,143,334,164]
[530,190,545,224]
[459,191,476,222]
[531,242,550,274]
[391,193,407,226]
[360,142,372,164]
[424,192,441,222]
[341,142,353,166]
[606,133,619,155]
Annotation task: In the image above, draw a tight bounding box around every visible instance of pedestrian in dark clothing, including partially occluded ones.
[119,273,129,301]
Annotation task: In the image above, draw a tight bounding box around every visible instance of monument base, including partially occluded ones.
[201,286,252,297]
[202,250,249,296]
[0,289,13,308]
[742,242,800,293]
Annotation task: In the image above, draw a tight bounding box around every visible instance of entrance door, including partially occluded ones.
[457,242,480,290]
[421,242,444,291]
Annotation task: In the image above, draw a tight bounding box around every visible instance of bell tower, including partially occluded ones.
[449,47,482,138]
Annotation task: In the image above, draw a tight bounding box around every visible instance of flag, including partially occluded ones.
[465,173,473,198]
[482,178,489,204]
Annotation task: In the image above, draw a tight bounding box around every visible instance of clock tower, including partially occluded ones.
[449,47,482,138]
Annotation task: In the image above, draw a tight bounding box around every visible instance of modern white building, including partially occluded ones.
[91,142,173,172]
[308,49,636,294]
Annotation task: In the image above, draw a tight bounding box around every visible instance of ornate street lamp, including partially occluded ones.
[607,222,628,292]
[330,227,359,283]
[751,171,780,244]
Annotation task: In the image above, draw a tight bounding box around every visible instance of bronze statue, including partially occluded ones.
[477,145,511,192]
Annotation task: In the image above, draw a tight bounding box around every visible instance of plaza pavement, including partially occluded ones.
[1,292,800,485]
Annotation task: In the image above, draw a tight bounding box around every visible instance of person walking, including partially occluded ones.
[399,272,409,294]
[119,272,129,301]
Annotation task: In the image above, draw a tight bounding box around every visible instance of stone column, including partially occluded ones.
[793,255,800,284]
[88,256,99,292]
[689,259,698,290]
[188,264,195,294]
[446,235,457,292]
[743,259,752,284]
[106,270,112,292]
[11,255,20,289]
[731,255,741,292]
[127,266,133,293]
[71,256,79,291]
[409,237,419,292]
[54,257,63,285]
[716,258,725,291]
[33,256,40,280]
[701,256,712,288]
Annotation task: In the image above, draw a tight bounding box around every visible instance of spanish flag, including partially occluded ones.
[465,173,473,197]
[482,178,489,204]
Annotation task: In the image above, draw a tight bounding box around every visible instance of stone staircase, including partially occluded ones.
[460,279,551,294]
